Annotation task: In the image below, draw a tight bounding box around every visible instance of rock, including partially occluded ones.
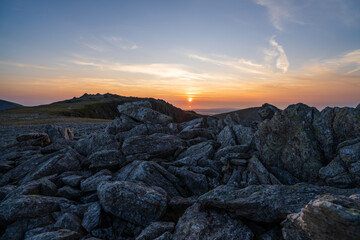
[268,167,300,185]
[154,232,172,240]
[62,175,83,187]
[90,227,114,240]
[0,215,54,240]
[20,147,82,184]
[232,124,254,147]
[122,133,185,158]
[40,143,64,154]
[177,128,215,140]
[45,125,74,143]
[198,183,360,223]
[247,155,281,185]
[319,139,360,187]
[58,186,83,199]
[135,221,175,240]
[217,126,236,147]
[80,169,112,193]
[81,202,102,232]
[105,114,139,135]
[54,213,82,232]
[24,229,80,240]
[168,166,208,196]
[258,103,281,121]
[97,181,167,226]
[282,194,360,240]
[0,195,68,224]
[172,203,253,240]
[255,103,328,182]
[117,101,173,125]
[59,202,90,218]
[16,133,50,147]
[115,160,186,197]
[214,145,250,161]
[75,133,117,156]
[176,141,216,162]
[88,149,126,171]
[229,159,248,166]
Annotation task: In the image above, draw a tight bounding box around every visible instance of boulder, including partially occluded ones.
[255,103,329,182]
[97,181,167,226]
[88,149,126,171]
[258,103,281,121]
[24,229,80,240]
[168,167,208,196]
[105,114,139,135]
[115,160,186,197]
[122,133,185,158]
[0,195,68,224]
[16,133,50,147]
[117,101,172,125]
[198,183,360,222]
[80,169,112,192]
[81,202,102,232]
[45,125,74,143]
[282,194,360,240]
[172,203,253,240]
[54,213,82,232]
[217,126,236,147]
[75,133,117,156]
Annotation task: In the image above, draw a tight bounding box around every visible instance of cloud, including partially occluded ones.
[265,36,290,73]
[254,0,292,31]
[71,59,217,81]
[0,61,56,70]
[188,54,269,75]
[103,36,139,50]
[188,37,289,74]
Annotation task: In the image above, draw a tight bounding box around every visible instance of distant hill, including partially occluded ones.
[0,99,23,111]
[1,93,202,125]
[213,107,262,124]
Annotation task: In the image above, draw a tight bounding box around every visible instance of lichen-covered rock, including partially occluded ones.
[217,126,237,148]
[24,229,80,240]
[172,203,253,240]
[97,181,167,226]
[16,133,50,147]
[115,160,186,197]
[122,133,185,158]
[54,213,82,232]
[105,114,139,135]
[75,133,117,156]
[81,202,102,232]
[80,169,112,193]
[198,183,360,222]
[282,194,360,240]
[88,149,126,171]
[117,101,173,125]
[255,103,328,182]
[258,103,281,121]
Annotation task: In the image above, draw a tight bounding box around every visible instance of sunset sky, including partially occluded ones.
[0,0,360,110]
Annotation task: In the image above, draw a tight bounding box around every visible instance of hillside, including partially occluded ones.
[0,93,202,126]
[0,99,23,111]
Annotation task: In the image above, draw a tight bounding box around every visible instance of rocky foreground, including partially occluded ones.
[0,101,360,240]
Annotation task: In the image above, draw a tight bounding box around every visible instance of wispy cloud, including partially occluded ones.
[71,59,217,81]
[188,36,289,74]
[0,61,56,70]
[265,36,290,73]
[83,36,139,52]
[254,0,292,31]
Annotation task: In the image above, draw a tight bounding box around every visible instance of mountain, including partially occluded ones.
[0,99,23,111]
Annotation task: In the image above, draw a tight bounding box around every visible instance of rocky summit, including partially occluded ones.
[0,101,360,240]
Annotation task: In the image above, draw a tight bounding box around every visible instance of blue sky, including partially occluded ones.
[0,0,359,109]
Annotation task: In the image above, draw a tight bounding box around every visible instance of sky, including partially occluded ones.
[0,0,360,110]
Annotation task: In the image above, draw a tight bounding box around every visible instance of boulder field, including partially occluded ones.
[0,101,360,240]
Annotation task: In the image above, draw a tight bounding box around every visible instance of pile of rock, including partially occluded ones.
[0,100,359,240]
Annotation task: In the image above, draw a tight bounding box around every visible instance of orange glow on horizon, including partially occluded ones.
[188,97,193,103]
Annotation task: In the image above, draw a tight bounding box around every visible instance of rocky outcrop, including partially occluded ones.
[1,101,359,239]
[117,101,173,125]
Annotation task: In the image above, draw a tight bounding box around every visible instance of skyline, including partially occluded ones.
[0,0,360,110]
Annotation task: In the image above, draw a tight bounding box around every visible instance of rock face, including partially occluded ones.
[282,194,360,240]
[1,101,359,239]
[117,101,173,125]
[172,203,253,240]
[97,181,167,226]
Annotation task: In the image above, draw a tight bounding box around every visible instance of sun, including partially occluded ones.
[188,97,193,103]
